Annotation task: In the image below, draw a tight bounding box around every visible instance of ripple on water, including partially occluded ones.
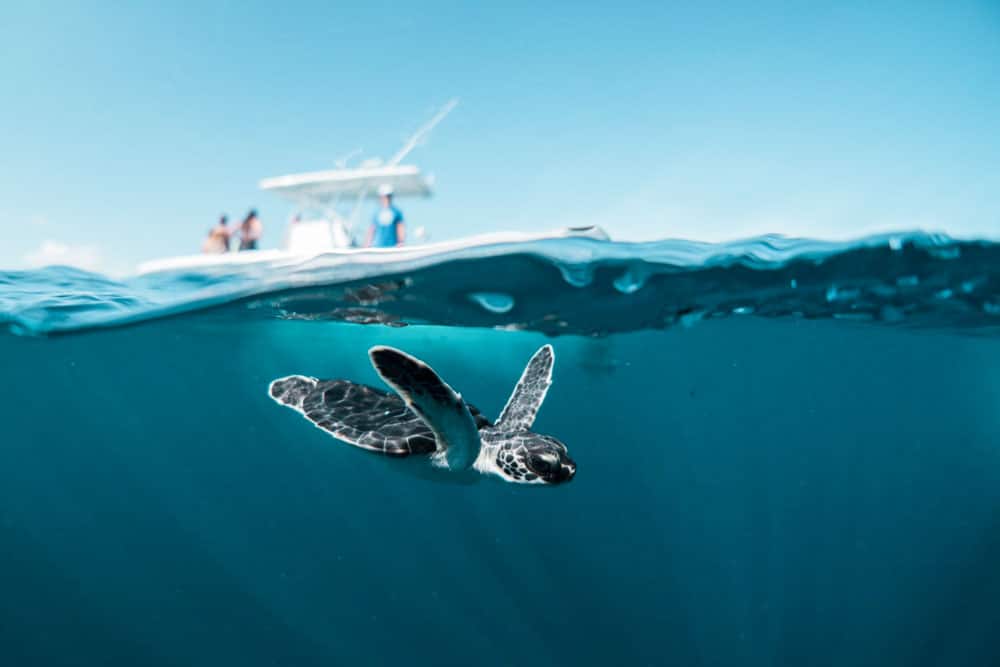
[1,231,998,336]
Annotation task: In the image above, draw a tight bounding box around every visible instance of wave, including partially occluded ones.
[2,229,998,337]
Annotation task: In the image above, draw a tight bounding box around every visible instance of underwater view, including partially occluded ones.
[1,233,999,665]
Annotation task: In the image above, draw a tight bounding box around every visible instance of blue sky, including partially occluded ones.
[1,1,998,272]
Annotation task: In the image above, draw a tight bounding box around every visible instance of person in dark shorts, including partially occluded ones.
[239,209,263,251]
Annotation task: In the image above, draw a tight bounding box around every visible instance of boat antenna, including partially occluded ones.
[387,98,459,166]
[335,148,363,168]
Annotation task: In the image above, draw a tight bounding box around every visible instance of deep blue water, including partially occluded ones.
[1,233,999,666]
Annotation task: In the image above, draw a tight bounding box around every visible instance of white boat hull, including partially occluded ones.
[135,226,610,276]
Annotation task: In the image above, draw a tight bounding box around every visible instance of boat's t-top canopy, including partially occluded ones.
[260,98,457,211]
[258,99,457,251]
[259,164,433,207]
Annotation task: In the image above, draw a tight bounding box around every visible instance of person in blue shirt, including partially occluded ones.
[365,184,405,248]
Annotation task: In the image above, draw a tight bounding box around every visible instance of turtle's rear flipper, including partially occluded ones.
[369,346,481,471]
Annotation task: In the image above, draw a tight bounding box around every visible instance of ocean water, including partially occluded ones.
[1,232,999,666]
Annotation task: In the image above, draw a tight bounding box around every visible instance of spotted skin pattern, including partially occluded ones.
[496,345,553,431]
[484,432,574,484]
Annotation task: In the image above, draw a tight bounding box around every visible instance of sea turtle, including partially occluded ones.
[268,344,576,485]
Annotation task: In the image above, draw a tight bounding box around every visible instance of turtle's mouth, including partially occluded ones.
[542,459,576,485]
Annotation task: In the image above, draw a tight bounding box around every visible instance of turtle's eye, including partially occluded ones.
[529,454,556,474]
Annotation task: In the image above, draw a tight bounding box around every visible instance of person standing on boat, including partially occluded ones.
[365,184,405,248]
[202,214,233,254]
[238,209,263,251]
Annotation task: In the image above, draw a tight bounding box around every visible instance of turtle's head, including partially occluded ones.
[493,434,576,485]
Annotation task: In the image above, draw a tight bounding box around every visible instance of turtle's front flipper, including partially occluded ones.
[269,375,318,410]
[496,344,554,431]
[369,346,481,471]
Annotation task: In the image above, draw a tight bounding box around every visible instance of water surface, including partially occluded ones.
[1,232,998,665]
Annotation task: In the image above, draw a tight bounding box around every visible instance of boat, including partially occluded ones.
[136,100,608,276]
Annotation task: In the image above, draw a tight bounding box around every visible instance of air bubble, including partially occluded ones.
[928,246,961,260]
[468,292,515,314]
[870,285,897,298]
[960,278,984,294]
[613,265,649,294]
[558,263,594,288]
[826,286,859,303]
[679,310,706,328]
